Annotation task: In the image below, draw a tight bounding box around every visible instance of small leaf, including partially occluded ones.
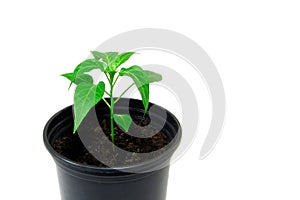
[104,66,116,74]
[61,73,75,89]
[119,65,149,112]
[74,59,106,74]
[75,74,93,84]
[115,52,135,68]
[91,51,107,61]
[73,81,105,133]
[91,51,118,65]
[63,59,105,88]
[113,114,132,132]
[145,70,162,83]
[61,73,93,89]
[61,73,73,82]
[105,52,118,64]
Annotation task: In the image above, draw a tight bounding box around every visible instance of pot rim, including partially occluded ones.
[43,98,182,176]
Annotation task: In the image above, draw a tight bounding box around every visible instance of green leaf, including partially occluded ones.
[75,74,93,84]
[63,59,105,88]
[113,114,132,132]
[91,51,118,65]
[119,65,149,112]
[91,51,107,61]
[104,66,116,75]
[104,52,119,72]
[61,73,73,82]
[114,52,135,68]
[74,59,106,74]
[91,51,120,73]
[105,52,119,64]
[145,70,162,83]
[61,73,93,90]
[62,73,93,84]
[61,73,74,90]
[73,81,105,133]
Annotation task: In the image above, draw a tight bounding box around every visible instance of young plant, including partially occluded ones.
[61,51,162,143]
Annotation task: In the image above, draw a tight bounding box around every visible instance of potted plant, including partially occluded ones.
[43,51,182,200]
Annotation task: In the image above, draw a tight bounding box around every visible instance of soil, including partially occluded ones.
[53,117,171,168]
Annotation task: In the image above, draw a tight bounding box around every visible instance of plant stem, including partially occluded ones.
[109,73,115,143]
[102,98,110,108]
[105,73,110,82]
[114,83,135,104]
[112,74,119,87]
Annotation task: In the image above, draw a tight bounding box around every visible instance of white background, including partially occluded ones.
[1,0,300,199]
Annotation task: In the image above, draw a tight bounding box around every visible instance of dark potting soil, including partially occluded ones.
[53,117,171,168]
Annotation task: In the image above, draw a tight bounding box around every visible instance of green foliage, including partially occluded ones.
[62,51,162,142]
[61,59,105,89]
[113,114,132,132]
[73,82,105,132]
[61,73,93,85]
[119,65,149,112]
[91,51,118,66]
[114,52,135,68]
[74,59,106,73]
[144,70,163,83]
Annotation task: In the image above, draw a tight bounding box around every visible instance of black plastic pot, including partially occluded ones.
[44,98,181,200]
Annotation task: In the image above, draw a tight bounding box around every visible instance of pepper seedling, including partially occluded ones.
[61,51,162,143]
